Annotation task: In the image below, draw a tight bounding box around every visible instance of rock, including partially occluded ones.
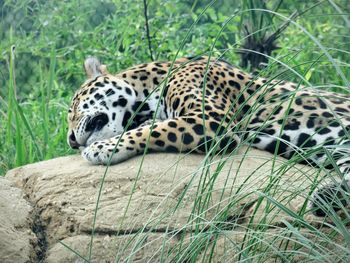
[0,177,36,263]
[3,147,350,262]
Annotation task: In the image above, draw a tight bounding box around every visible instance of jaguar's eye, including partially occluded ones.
[86,113,109,132]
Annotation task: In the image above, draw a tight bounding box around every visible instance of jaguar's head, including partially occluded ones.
[67,58,137,149]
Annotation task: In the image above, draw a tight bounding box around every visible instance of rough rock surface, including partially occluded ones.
[0,177,36,263]
[3,147,350,262]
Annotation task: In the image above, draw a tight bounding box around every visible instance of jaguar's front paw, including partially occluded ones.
[82,137,135,165]
[82,141,115,165]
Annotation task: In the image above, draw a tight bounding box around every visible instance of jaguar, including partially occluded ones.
[67,56,350,216]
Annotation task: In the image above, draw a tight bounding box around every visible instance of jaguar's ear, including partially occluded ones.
[84,57,104,78]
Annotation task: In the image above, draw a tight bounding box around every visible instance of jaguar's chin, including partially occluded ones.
[85,129,119,147]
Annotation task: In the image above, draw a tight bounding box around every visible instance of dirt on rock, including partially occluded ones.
[2,147,349,262]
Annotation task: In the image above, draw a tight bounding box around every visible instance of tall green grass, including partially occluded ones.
[0,44,73,175]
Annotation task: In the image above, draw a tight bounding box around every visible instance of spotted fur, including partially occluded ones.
[68,56,350,216]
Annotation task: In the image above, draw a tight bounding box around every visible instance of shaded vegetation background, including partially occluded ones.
[0,0,349,174]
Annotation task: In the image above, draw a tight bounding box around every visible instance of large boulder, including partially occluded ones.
[3,147,350,262]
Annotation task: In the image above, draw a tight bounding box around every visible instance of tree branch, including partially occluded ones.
[143,0,154,61]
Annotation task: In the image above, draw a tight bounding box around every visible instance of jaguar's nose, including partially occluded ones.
[68,132,81,149]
